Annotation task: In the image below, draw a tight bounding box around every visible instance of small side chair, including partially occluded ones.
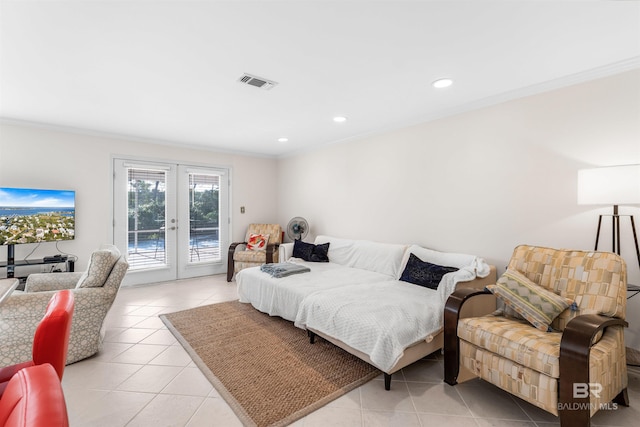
[227,223,282,281]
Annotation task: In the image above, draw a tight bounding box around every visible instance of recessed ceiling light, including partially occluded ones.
[333,116,347,123]
[277,137,288,143]
[432,78,453,89]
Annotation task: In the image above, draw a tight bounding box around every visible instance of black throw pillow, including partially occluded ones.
[309,242,330,262]
[399,253,458,290]
[292,240,330,262]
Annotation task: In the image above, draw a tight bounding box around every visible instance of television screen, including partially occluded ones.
[0,187,75,245]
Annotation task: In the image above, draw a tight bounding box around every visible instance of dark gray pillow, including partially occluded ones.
[293,240,330,262]
[399,253,458,289]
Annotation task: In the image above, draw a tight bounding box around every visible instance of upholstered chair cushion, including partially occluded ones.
[506,246,626,320]
[76,246,120,288]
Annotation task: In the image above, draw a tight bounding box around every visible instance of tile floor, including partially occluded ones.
[62,274,640,426]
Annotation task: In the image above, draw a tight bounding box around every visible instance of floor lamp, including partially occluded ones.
[578,164,640,297]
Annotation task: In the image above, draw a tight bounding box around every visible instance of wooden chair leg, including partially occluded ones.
[559,405,591,427]
[613,388,629,407]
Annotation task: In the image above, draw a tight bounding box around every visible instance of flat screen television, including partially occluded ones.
[0,187,75,246]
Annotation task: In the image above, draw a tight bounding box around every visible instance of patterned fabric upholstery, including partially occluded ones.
[459,314,562,377]
[457,245,627,417]
[0,248,128,366]
[507,245,626,322]
[232,224,282,275]
[487,269,573,331]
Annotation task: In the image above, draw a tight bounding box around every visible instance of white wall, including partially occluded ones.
[0,123,279,270]
[277,69,640,349]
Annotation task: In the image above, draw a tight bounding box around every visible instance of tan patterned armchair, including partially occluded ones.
[227,223,282,281]
[0,245,128,366]
[444,245,629,427]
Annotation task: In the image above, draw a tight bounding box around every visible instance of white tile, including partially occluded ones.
[149,344,193,367]
[116,364,183,393]
[360,379,415,412]
[67,390,155,427]
[110,343,169,364]
[186,397,243,427]
[407,382,472,416]
[302,405,362,427]
[109,327,156,344]
[132,315,166,329]
[416,413,478,426]
[62,361,142,391]
[362,410,422,427]
[455,381,530,420]
[140,328,179,345]
[161,367,214,396]
[126,394,205,427]
[400,359,444,383]
[128,305,166,316]
[88,341,133,362]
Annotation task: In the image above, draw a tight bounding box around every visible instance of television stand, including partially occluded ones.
[2,244,75,283]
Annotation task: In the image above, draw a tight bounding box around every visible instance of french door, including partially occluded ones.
[113,158,230,285]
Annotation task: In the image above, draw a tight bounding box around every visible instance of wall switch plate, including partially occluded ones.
[240,206,245,214]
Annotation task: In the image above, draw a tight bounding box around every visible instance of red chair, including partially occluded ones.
[0,364,69,427]
[0,290,74,396]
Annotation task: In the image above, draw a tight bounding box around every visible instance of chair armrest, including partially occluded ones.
[444,288,496,385]
[24,272,83,292]
[228,241,247,257]
[227,242,247,282]
[558,314,628,424]
[280,243,294,261]
[266,243,280,264]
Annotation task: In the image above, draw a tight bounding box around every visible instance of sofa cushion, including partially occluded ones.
[76,247,120,288]
[314,236,406,278]
[293,240,330,262]
[486,269,573,332]
[458,314,562,378]
[399,253,458,290]
[247,233,269,251]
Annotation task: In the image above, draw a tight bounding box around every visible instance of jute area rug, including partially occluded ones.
[160,301,380,427]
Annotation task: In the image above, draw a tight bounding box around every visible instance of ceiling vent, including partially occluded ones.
[238,73,278,90]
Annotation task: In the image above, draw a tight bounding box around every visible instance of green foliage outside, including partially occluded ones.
[128,180,219,241]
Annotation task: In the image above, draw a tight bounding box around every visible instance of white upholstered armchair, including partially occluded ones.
[0,245,128,366]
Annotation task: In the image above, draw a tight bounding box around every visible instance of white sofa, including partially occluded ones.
[237,235,496,389]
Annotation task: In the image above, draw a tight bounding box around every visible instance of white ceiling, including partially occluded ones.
[1,1,639,157]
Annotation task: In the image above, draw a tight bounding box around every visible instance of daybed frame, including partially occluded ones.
[306,266,497,390]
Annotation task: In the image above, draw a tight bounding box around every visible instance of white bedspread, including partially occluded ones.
[294,280,447,372]
[236,260,394,321]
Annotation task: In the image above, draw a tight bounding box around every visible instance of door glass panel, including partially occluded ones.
[127,168,167,270]
[188,172,220,263]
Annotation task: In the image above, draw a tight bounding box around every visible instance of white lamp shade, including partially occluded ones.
[577,164,640,205]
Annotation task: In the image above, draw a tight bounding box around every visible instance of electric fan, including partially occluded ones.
[286,217,309,241]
